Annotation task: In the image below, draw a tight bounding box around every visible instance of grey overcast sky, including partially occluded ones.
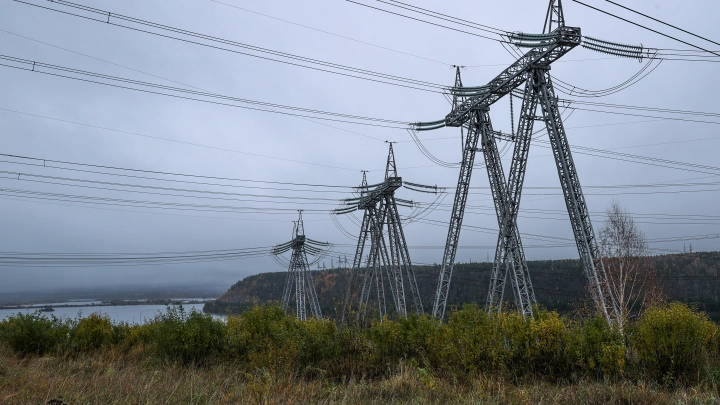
[0,0,718,294]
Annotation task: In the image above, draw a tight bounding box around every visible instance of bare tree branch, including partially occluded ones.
[599,201,664,329]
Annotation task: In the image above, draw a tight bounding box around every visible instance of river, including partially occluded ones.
[0,301,222,324]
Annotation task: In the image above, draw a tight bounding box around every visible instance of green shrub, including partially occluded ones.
[525,310,567,375]
[148,305,226,364]
[564,315,625,378]
[295,317,340,371]
[3,301,718,386]
[369,315,433,366]
[0,311,68,356]
[226,305,302,370]
[110,321,133,347]
[630,302,717,384]
[444,304,505,374]
[69,313,114,352]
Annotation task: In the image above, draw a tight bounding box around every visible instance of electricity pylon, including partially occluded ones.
[339,145,423,323]
[447,66,537,319]
[275,211,322,320]
[417,0,620,325]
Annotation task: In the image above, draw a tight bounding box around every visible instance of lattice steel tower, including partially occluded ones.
[415,0,620,325]
[339,145,423,323]
[275,211,323,320]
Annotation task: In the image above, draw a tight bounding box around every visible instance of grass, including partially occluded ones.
[0,346,718,404]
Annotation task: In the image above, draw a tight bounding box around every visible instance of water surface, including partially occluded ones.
[0,303,216,324]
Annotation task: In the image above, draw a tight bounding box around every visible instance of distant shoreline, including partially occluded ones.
[0,298,214,311]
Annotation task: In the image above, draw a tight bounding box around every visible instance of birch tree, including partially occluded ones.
[600,201,663,329]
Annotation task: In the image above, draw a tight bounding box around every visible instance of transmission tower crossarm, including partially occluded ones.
[444,26,581,127]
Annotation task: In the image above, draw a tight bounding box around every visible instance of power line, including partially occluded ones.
[564,106,720,128]
[208,0,450,66]
[528,138,720,177]
[571,0,720,57]
[431,206,720,226]
[455,207,720,226]
[0,54,409,128]
[0,28,206,91]
[0,108,367,171]
[14,0,445,92]
[561,99,720,120]
[4,151,718,200]
[604,0,720,48]
[0,187,336,214]
[0,29,389,143]
[374,0,506,35]
[0,152,356,189]
[345,0,508,42]
[0,162,352,195]
[0,245,276,267]
[0,194,333,222]
[0,171,348,206]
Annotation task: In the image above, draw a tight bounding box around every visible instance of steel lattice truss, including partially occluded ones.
[340,145,423,323]
[419,0,620,325]
[274,211,323,320]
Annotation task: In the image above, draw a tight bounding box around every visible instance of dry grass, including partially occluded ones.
[0,346,718,405]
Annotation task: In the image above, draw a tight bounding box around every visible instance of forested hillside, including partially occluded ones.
[205,252,720,319]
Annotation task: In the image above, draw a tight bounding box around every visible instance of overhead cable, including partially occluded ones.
[604,0,720,49]
[345,0,509,42]
[571,0,720,57]
[0,152,356,188]
[0,54,409,128]
[208,0,450,66]
[14,0,445,92]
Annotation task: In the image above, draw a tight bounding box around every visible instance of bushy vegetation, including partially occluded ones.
[1,303,719,387]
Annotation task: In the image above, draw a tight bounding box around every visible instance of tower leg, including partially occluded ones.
[536,70,619,324]
[485,77,539,318]
[341,210,371,324]
[294,248,307,321]
[383,196,407,316]
[281,251,296,314]
[373,206,392,318]
[358,227,378,321]
[302,246,323,319]
[432,112,482,320]
[388,195,423,315]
